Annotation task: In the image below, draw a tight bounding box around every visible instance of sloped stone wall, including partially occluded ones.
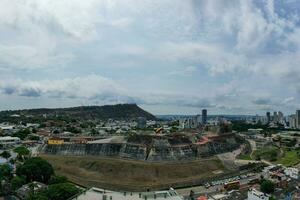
[42,134,243,161]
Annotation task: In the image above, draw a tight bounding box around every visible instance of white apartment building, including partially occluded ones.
[289,115,297,129]
[179,117,198,129]
[247,188,269,200]
[0,136,21,147]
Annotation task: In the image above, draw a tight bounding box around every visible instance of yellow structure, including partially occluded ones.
[154,127,163,134]
[48,138,64,145]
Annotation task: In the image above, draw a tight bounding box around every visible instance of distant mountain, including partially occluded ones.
[0,104,157,120]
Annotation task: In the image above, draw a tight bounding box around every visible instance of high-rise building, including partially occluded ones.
[296,110,300,129]
[266,112,271,123]
[278,111,284,124]
[273,111,278,123]
[289,115,296,129]
[202,109,207,124]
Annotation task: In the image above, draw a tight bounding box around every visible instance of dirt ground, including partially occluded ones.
[41,154,228,191]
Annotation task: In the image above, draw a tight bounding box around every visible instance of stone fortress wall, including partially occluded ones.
[42,133,242,162]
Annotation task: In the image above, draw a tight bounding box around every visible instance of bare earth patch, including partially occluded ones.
[41,154,228,191]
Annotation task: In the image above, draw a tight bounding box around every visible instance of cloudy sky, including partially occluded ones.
[0,0,300,115]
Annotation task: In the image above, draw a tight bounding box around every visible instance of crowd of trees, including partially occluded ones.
[0,156,81,200]
[232,121,268,132]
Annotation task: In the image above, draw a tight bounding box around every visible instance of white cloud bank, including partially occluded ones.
[0,0,300,114]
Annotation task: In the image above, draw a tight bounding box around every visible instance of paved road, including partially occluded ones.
[217,148,242,170]
[177,173,261,197]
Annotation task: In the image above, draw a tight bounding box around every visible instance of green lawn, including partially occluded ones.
[252,146,280,161]
[274,150,300,166]
[238,153,252,160]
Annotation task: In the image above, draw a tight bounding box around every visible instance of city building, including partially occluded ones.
[72,187,183,200]
[273,111,278,123]
[202,109,207,124]
[0,124,16,135]
[278,111,284,123]
[196,114,202,125]
[296,110,300,129]
[47,137,64,145]
[288,115,297,129]
[266,112,271,123]
[179,117,198,129]
[0,136,21,147]
[247,188,269,200]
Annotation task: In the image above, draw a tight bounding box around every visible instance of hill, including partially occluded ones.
[0,104,156,120]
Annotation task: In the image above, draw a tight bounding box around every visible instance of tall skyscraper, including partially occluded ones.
[202,109,207,124]
[273,111,278,123]
[296,110,300,129]
[266,112,271,123]
[289,115,296,129]
[278,111,284,123]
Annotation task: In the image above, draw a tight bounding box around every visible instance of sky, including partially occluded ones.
[0,0,300,115]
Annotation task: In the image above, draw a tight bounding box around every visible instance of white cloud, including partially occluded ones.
[0,0,300,114]
[169,66,197,76]
[0,75,213,109]
[0,75,126,100]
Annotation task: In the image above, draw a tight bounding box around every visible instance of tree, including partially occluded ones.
[0,164,12,180]
[25,193,48,200]
[28,135,40,141]
[260,180,275,194]
[44,183,81,200]
[16,157,54,183]
[14,146,30,161]
[0,151,11,159]
[90,128,98,135]
[12,129,31,140]
[11,176,26,190]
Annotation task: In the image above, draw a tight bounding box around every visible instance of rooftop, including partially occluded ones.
[72,187,183,200]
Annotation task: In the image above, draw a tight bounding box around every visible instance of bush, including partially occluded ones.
[48,176,68,185]
[45,183,81,200]
[11,176,26,190]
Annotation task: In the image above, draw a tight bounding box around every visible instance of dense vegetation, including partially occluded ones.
[275,148,300,166]
[17,157,54,183]
[0,157,81,199]
[0,104,156,123]
[232,121,268,132]
[253,146,280,161]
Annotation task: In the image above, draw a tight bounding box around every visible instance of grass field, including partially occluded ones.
[274,149,300,166]
[238,154,252,160]
[41,154,228,191]
[252,146,281,161]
